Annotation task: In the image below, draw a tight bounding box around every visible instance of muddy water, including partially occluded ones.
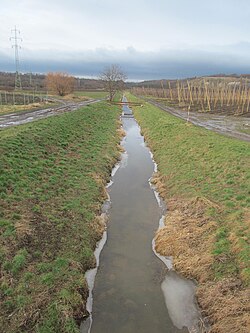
[82,99,200,333]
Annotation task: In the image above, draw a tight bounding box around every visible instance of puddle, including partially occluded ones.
[81,97,203,333]
[161,272,201,332]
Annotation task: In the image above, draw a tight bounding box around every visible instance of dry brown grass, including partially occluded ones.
[0,102,46,115]
[89,214,107,241]
[154,196,217,282]
[153,174,250,333]
[197,280,250,333]
[117,127,126,138]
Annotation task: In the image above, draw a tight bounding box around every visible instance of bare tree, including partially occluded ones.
[100,64,127,101]
[45,72,75,96]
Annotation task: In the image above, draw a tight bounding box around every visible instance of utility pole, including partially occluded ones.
[10,26,22,90]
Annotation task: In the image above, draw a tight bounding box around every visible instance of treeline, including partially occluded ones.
[0,72,106,91]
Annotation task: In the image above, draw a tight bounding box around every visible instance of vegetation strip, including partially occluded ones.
[129,93,250,333]
[0,101,121,332]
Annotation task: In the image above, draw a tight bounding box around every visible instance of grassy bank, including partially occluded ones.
[129,93,250,332]
[0,101,121,332]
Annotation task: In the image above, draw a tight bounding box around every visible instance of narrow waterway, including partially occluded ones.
[82,98,201,333]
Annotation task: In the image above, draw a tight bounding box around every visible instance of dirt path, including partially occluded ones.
[146,99,250,142]
[0,99,104,129]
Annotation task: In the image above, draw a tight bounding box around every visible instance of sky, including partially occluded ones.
[0,0,250,80]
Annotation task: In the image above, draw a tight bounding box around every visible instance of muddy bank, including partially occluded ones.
[153,175,250,333]
[145,98,250,142]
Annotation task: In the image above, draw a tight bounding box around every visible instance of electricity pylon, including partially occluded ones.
[10,26,22,90]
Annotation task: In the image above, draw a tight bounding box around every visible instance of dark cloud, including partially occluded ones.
[1,45,250,80]
[1,1,250,80]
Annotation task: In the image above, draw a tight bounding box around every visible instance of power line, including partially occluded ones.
[10,26,22,90]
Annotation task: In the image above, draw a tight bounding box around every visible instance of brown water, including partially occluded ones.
[81,99,201,333]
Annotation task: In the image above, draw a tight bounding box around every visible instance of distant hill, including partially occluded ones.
[128,74,250,89]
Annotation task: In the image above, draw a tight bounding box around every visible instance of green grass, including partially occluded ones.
[74,90,108,99]
[129,93,250,285]
[0,101,121,332]
[74,90,122,101]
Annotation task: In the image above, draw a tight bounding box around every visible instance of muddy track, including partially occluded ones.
[145,98,250,142]
[0,98,105,129]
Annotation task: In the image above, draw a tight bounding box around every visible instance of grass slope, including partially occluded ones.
[0,101,121,332]
[129,93,250,332]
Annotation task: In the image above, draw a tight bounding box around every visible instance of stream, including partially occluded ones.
[81,97,203,333]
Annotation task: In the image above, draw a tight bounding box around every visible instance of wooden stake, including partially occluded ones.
[203,79,211,111]
[168,81,173,100]
[177,80,181,104]
[187,80,193,105]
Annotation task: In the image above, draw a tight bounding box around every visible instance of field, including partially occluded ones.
[0,90,109,116]
[73,91,108,99]
[132,76,250,116]
[129,93,250,332]
[0,101,121,332]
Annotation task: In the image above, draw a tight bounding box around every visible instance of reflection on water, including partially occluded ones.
[82,98,203,333]
[161,271,200,331]
[88,97,188,333]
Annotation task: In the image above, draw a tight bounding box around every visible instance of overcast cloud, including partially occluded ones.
[1,0,250,79]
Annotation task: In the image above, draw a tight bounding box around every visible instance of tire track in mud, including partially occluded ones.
[0,98,104,129]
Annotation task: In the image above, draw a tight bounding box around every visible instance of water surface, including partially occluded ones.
[88,101,188,333]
